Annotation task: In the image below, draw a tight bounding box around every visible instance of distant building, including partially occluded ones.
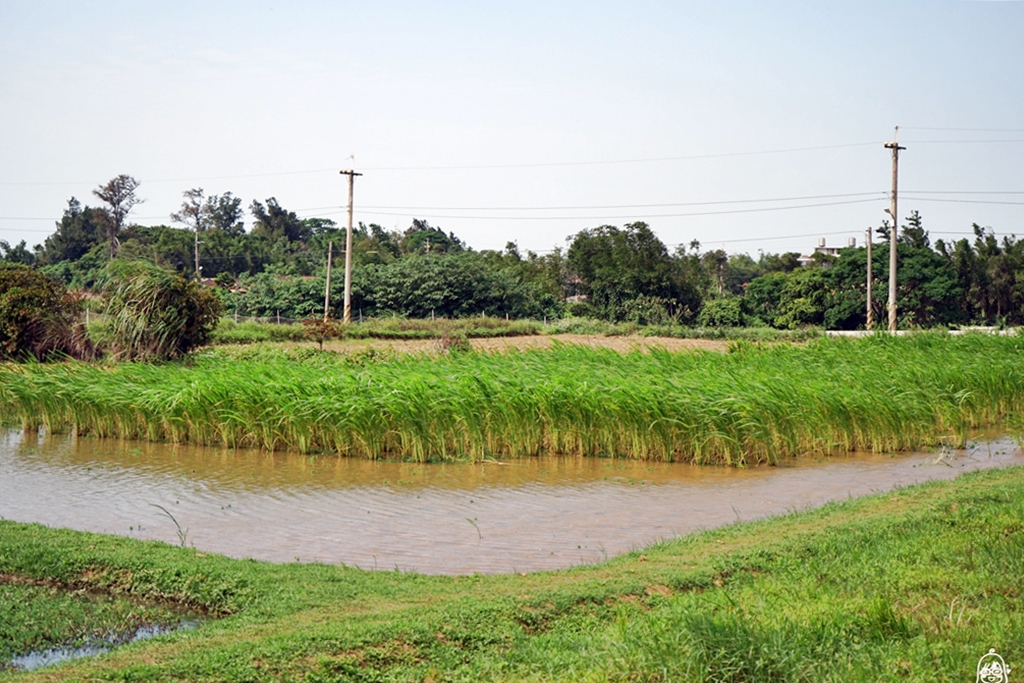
[798,236,857,267]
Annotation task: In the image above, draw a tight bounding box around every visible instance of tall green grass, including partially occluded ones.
[2,333,1022,464]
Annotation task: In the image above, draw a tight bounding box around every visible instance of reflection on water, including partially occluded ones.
[1,429,1021,575]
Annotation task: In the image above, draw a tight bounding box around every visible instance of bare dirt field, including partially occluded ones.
[305,334,729,355]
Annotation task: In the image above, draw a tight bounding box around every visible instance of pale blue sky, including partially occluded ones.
[1,1,1022,256]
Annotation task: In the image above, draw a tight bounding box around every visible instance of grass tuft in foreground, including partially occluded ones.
[0,466,1021,681]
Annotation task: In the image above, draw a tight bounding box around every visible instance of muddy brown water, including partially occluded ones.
[1,429,1021,575]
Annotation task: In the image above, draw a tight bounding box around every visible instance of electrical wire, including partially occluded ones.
[358,142,881,171]
[354,192,886,212]
[0,141,882,186]
[0,166,339,185]
[901,139,1024,144]
[903,190,1024,195]
[354,197,884,221]
[901,127,1024,133]
[680,230,859,246]
[900,197,1024,206]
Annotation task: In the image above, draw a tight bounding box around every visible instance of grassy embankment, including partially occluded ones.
[2,465,1022,681]
[1,333,1022,463]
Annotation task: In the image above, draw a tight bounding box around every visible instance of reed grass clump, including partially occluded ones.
[2,333,1022,464]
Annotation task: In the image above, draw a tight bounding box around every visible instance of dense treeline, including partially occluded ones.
[3,175,1022,328]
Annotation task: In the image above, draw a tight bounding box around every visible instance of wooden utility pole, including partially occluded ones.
[865,227,873,331]
[884,126,906,332]
[324,241,333,322]
[339,163,363,324]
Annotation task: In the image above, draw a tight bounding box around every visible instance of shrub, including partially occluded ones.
[0,264,92,360]
[696,297,743,327]
[302,317,344,350]
[102,260,223,360]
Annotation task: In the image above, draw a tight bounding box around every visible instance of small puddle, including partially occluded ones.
[4,621,196,672]
[1,429,1021,574]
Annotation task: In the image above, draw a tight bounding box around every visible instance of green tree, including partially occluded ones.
[701,249,728,297]
[171,188,207,279]
[773,267,830,329]
[900,210,929,249]
[358,252,556,319]
[760,251,802,273]
[367,223,402,261]
[966,225,1024,323]
[400,219,464,255]
[723,253,760,295]
[0,240,35,265]
[250,198,310,244]
[743,272,787,327]
[822,218,963,329]
[38,198,109,265]
[936,236,979,322]
[92,175,142,259]
[567,222,699,322]
[204,192,245,235]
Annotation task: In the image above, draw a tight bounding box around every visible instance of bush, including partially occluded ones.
[302,317,344,350]
[696,297,743,327]
[0,264,93,360]
[621,294,681,326]
[102,260,223,360]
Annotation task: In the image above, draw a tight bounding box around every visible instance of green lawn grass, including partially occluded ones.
[2,465,1022,681]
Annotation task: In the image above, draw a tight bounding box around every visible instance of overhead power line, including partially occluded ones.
[9,192,1024,227]
[4,190,1023,226]
[355,192,885,212]
[359,142,881,171]
[901,197,1024,206]
[903,139,1024,144]
[0,141,881,186]
[0,169,340,187]
[903,190,1024,195]
[692,230,858,245]
[902,126,1024,133]
[355,197,885,221]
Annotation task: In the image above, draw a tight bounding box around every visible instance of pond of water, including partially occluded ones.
[1,429,1021,575]
[5,622,196,673]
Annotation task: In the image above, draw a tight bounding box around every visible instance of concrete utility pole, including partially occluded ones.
[884,126,906,332]
[194,229,201,282]
[324,241,333,322]
[866,227,873,331]
[339,162,363,324]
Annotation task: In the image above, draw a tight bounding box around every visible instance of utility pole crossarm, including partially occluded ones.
[339,166,363,324]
